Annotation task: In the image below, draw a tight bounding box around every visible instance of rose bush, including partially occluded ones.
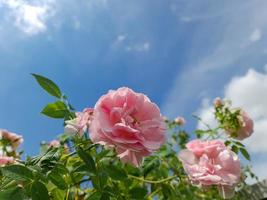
[0,74,258,200]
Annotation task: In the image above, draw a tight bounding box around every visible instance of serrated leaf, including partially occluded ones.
[1,164,33,181]
[101,192,110,200]
[32,74,62,98]
[50,188,66,200]
[86,191,102,200]
[129,187,147,199]
[41,101,68,119]
[0,187,26,200]
[76,147,96,173]
[31,181,50,200]
[240,148,251,161]
[104,165,127,181]
[48,170,67,190]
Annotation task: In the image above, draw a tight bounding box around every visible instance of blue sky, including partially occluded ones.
[0,0,267,181]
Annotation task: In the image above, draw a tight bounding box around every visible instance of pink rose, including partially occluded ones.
[0,156,14,166]
[90,87,166,166]
[0,130,23,149]
[174,117,186,126]
[235,111,254,140]
[48,140,61,148]
[213,97,223,108]
[65,108,94,136]
[179,139,241,199]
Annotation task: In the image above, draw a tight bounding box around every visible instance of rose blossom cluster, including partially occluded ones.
[65,108,94,136]
[89,87,166,166]
[213,97,254,140]
[179,140,241,199]
[0,130,23,166]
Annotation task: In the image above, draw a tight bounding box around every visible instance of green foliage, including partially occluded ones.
[0,187,26,200]
[31,181,50,200]
[0,74,257,200]
[41,101,69,119]
[1,164,33,181]
[32,74,62,98]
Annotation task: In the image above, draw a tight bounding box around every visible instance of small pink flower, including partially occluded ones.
[235,111,254,140]
[179,139,241,199]
[48,140,61,148]
[0,130,23,149]
[213,97,223,108]
[90,87,166,166]
[174,117,186,126]
[0,156,14,166]
[65,108,94,136]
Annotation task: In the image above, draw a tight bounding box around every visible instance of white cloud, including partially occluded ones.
[197,99,218,130]
[252,161,267,182]
[1,0,55,35]
[116,35,126,43]
[180,16,192,22]
[113,35,150,52]
[73,17,81,30]
[250,29,262,42]
[126,42,150,52]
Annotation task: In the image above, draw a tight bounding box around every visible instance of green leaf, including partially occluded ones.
[234,141,245,147]
[195,130,206,138]
[0,187,26,200]
[1,164,33,181]
[143,156,159,177]
[50,188,66,200]
[86,191,102,200]
[129,187,147,199]
[91,172,108,191]
[76,147,96,173]
[32,73,62,98]
[41,101,68,119]
[100,192,110,200]
[161,184,174,199]
[224,140,231,146]
[48,170,67,190]
[240,148,251,161]
[104,165,127,181]
[31,181,50,200]
[231,145,239,154]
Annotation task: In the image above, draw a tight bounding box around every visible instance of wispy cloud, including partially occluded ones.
[250,29,262,42]
[115,35,126,43]
[72,16,81,30]
[113,34,150,52]
[0,0,55,35]
[126,42,150,52]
